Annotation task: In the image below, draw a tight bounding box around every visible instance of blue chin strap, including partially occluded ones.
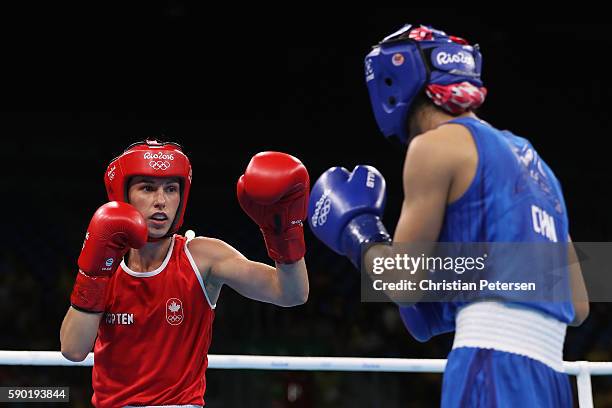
[364,24,484,144]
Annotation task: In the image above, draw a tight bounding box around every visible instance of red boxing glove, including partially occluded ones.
[70,201,148,313]
[237,152,309,264]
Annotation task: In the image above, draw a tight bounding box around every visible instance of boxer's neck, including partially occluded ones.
[410,105,478,140]
[126,237,173,272]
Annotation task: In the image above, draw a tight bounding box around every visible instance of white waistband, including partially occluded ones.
[452,301,567,372]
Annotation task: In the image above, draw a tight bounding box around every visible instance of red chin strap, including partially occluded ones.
[425,82,488,115]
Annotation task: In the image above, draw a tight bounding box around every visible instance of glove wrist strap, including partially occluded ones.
[70,271,109,314]
[261,226,306,264]
[341,213,391,270]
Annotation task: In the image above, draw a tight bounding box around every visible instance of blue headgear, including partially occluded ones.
[364,24,484,144]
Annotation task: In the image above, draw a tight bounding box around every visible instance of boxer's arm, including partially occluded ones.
[363,129,455,304]
[60,306,102,362]
[568,235,589,326]
[61,202,147,361]
[393,130,451,241]
[364,128,460,341]
[189,237,308,307]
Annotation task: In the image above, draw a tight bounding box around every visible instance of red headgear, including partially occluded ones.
[104,139,192,237]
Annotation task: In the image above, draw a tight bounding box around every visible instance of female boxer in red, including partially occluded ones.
[60,140,310,408]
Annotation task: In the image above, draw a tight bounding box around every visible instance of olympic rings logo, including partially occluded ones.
[167,315,182,323]
[149,160,171,171]
[311,191,331,227]
[318,199,331,224]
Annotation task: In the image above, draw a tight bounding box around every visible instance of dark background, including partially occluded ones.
[1,8,611,408]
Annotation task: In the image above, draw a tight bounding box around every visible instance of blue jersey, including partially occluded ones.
[434,117,574,326]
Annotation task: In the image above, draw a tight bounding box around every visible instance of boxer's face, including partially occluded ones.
[128,176,181,238]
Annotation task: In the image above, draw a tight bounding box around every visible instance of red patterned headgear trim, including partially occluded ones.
[425,82,488,115]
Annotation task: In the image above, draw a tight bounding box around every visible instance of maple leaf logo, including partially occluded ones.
[168,301,181,313]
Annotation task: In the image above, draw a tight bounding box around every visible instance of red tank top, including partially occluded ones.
[92,235,215,408]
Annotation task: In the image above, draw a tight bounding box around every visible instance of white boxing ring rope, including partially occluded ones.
[1,351,611,408]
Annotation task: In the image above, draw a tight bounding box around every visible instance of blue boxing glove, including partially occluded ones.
[398,303,455,342]
[308,165,391,269]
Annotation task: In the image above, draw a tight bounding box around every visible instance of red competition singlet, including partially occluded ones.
[92,235,215,408]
